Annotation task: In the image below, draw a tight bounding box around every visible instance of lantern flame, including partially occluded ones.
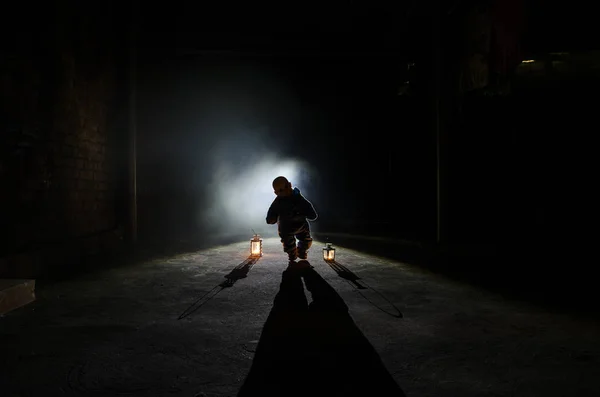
[323,242,335,261]
[251,241,261,256]
[251,234,262,257]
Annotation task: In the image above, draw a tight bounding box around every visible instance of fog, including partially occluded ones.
[137,57,325,242]
[198,126,316,238]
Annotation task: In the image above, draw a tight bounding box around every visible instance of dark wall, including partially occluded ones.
[440,0,598,255]
[0,1,129,278]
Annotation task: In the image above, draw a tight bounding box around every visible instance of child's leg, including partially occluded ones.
[296,225,313,259]
[279,231,298,260]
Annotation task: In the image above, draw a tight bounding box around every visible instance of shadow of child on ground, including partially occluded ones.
[238,260,406,397]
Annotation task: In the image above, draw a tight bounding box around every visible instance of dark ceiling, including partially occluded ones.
[138,2,417,55]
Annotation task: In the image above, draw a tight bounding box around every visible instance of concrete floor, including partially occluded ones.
[1,238,598,396]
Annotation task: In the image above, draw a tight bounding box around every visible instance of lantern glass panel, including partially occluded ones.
[251,241,261,256]
[327,248,335,261]
[323,243,335,261]
[250,235,262,257]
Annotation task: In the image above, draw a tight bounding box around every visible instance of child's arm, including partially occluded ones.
[299,195,318,221]
[266,199,279,224]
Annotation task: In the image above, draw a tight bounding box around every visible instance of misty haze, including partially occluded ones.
[2,1,599,397]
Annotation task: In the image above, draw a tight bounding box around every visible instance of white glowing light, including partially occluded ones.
[200,128,312,237]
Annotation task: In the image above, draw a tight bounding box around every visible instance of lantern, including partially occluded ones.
[250,234,263,257]
[323,242,336,261]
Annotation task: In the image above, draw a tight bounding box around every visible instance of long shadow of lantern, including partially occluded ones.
[177,255,259,320]
[323,241,403,319]
[178,233,263,319]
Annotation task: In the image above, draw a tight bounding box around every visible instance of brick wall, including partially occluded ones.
[0,1,128,278]
[50,50,117,238]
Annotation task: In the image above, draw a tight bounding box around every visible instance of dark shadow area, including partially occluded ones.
[238,260,406,397]
[325,259,403,319]
[134,232,255,260]
[178,256,258,320]
[315,233,598,321]
[33,233,255,291]
[315,233,434,274]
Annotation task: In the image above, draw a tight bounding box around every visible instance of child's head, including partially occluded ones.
[272,176,293,197]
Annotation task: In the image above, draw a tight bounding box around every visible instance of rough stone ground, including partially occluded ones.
[1,238,598,396]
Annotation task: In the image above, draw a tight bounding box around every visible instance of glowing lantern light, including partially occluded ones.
[323,242,336,261]
[250,234,263,257]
